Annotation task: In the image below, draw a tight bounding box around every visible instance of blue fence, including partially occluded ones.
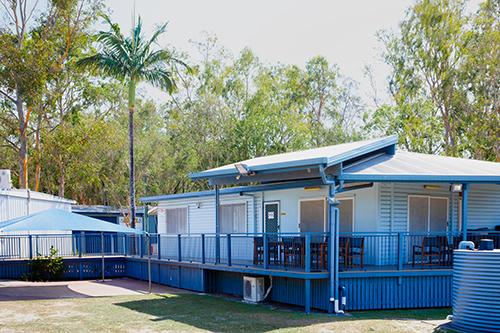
[2,231,498,273]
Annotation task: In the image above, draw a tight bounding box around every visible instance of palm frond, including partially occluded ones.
[76,54,128,80]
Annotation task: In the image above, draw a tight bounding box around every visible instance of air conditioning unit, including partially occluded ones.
[243,276,265,303]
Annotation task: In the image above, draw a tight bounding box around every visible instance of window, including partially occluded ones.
[299,199,325,232]
[165,208,188,234]
[220,203,246,233]
[338,198,354,233]
[408,196,448,232]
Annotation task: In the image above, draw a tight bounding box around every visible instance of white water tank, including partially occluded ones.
[0,170,12,189]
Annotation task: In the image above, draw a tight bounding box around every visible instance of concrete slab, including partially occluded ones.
[0,278,187,301]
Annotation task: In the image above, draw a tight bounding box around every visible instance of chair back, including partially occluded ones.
[350,237,364,249]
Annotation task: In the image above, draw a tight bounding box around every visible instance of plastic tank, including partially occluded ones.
[452,249,500,332]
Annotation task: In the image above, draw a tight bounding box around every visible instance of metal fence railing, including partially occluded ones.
[2,231,498,272]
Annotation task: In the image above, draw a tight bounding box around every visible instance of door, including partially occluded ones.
[264,202,280,234]
[299,199,326,232]
[408,196,448,232]
[429,198,448,231]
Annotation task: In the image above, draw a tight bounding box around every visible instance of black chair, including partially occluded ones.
[412,236,449,267]
[253,237,263,265]
[347,237,365,268]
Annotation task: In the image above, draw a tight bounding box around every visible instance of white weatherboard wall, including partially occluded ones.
[262,185,379,233]
[378,183,500,232]
[0,189,73,222]
[157,192,262,235]
[156,185,379,235]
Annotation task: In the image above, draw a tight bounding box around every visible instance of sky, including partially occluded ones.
[103,0,481,105]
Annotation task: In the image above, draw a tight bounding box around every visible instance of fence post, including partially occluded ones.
[123,235,127,256]
[35,235,39,257]
[201,234,206,264]
[263,234,269,269]
[157,234,161,260]
[139,235,143,258]
[305,234,311,272]
[78,232,83,258]
[227,234,232,266]
[398,232,404,270]
[178,234,182,262]
[28,235,33,259]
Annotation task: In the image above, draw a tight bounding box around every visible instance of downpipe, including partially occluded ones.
[320,165,345,315]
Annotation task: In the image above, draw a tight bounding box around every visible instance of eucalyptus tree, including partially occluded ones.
[77,15,188,227]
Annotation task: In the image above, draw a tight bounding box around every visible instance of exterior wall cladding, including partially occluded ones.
[156,183,500,237]
[124,259,452,311]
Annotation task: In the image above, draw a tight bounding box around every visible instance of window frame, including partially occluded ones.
[163,206,189,235]
[219,202,248,234]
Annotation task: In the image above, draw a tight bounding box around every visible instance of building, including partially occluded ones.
[72,205,155,232]
[0,170,74,222]
[139,136,499,312]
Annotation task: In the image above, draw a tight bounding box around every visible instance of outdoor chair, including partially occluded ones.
[412,236,449,267]
[346,237,365,268]
[281,237,304,268]
[253,237,264,265]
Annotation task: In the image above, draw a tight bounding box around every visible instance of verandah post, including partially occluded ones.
[201,234,206,264]
[263,233,269,269]
[397,232,403,270]
[178,234,182,262]
[215,185,221,264]
[462,183,469,241]
[157,234,162,260]
[305,233,311,272]
[227,234,232,266]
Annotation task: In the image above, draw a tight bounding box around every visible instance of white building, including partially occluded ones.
[0,170,74,222]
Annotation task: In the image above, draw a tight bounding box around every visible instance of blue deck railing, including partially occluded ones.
[1,231,499,272]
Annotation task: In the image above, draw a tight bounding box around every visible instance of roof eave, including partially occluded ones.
[340,174,500,183]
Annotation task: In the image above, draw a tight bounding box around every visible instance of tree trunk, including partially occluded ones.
[58,155,65,198]
[16,91,29,189]
[34,113,42,191]
[128,80,137,228]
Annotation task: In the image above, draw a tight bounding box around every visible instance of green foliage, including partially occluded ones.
[370,0,499,160]
[28,247,65,281]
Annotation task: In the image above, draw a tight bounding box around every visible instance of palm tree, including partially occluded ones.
[78,15,188,228]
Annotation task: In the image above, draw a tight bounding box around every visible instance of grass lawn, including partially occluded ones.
[0,292,452,332]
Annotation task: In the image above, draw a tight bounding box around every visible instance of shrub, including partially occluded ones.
[28,247,65,281]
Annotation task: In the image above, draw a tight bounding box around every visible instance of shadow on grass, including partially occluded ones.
[116,293,451,333]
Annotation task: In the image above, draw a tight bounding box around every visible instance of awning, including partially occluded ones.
[0,209,143,234]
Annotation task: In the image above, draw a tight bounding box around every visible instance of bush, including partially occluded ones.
[28,247,65,281]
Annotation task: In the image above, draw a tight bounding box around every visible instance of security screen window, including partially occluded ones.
[165,207,188,234]
[220,203,246,233]
[409,196,448,232]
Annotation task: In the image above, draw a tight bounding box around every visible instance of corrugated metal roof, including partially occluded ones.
[190,135,397,179]
[342,151,500,183]
[0,209,142,234]
[0,188,75,204]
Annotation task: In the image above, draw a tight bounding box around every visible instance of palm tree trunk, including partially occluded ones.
[128,80,137,228]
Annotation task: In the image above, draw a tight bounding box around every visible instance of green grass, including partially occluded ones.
[0,292,452,332]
